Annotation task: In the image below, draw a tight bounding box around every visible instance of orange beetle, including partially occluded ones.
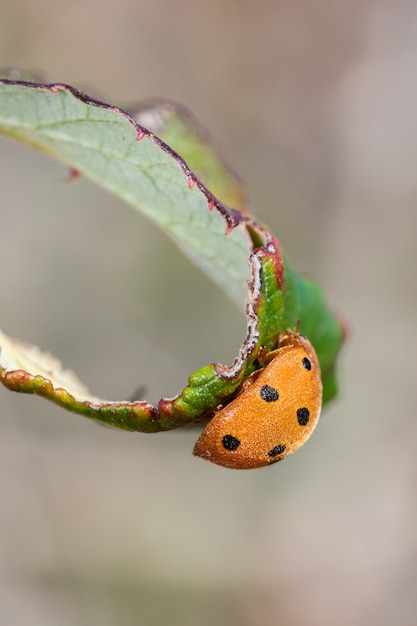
[193,329,322,469]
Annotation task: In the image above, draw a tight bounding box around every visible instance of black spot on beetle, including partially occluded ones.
[297,407,310,425]
[222,435,241,451]
[268,444,286,457]
[302,357,311,370]
[260,385,279,402]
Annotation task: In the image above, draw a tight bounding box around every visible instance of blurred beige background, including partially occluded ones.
[1,1,416,625]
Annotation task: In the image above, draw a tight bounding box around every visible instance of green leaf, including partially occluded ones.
[128,99,247,211]
[282,265,345,403]
[0,247,284,431]
[0,80,251,306]
[0,78,345,434]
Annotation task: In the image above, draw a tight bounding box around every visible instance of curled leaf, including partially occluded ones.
[0,78,345,434]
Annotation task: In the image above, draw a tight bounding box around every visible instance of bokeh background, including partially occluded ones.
[1,1,416,625]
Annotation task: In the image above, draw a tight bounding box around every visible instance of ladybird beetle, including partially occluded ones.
[193,329,322,469]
